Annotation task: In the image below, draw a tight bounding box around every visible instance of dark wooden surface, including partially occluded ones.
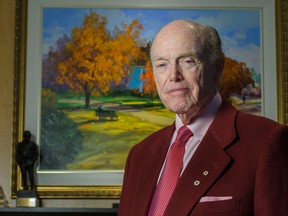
[0,207,118,216]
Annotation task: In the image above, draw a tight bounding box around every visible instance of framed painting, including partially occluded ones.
[12,0,288,198]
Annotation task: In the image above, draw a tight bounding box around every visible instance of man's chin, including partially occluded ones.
[169,107,191,114]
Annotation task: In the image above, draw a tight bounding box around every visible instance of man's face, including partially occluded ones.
[150,22,218,118]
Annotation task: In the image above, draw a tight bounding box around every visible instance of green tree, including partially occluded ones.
[40,89,83,169]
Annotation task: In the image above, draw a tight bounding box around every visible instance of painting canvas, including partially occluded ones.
[39,8,261,172]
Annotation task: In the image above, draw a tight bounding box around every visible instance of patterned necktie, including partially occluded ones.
[148,125,193,216]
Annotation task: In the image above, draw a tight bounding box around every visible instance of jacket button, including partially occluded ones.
[194,180,200,186]
[203,171,209,176]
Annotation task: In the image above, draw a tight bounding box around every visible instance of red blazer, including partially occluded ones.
[118,102,288,216]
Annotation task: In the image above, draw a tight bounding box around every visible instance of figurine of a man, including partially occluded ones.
[16,130,39,190]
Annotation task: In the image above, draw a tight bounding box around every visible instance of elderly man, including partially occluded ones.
[118,20,288,215]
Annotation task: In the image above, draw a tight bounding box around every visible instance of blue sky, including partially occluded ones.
[43,8,261,73]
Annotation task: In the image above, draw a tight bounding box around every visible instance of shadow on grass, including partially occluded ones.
[78,118,119,125]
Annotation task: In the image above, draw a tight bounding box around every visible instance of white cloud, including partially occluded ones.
[42,26,67,54]
[225,43,260,74]
[192,11,259,35]
[233,31,247,40]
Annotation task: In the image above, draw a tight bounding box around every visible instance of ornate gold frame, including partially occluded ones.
[11,0,288,198]
[276,0,288,125]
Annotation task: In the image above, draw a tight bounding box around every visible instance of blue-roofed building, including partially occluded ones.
[129,66,145,91]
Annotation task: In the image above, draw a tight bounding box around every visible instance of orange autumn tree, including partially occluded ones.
[218,57,254,100]
[140,60,157,100]
[107,20,145,88]
[57,11,144,108]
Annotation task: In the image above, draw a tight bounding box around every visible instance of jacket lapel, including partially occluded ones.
[165,102,238,215]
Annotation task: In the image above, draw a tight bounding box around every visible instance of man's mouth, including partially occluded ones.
[168,87,189,95]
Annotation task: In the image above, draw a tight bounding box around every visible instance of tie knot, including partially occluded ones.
[176,125,193,144]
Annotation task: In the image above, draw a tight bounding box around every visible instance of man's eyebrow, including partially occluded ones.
[176,52,199,61]
[180,51,198,58]
[151,56,168,62]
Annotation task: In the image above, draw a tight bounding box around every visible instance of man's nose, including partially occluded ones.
[169,63,183,82]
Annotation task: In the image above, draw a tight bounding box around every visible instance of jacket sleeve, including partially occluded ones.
[254,125,288,215]
[118,147,133,216]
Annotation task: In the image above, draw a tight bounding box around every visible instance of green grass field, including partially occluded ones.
[57,96,174,171]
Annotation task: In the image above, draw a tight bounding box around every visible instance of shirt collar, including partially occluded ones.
[175,92,222,140]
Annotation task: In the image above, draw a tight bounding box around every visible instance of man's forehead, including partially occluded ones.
[151,47,199,62]
[152,20,203,43]
[151,24,204,59]
[151,36,202,61]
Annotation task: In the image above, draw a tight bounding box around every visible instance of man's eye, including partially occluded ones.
[183,58,196,65]
[157,63,166,68]
[185,59,195,64]
[179,58,198,69]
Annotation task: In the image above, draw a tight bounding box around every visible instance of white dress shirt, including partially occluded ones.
[158,92,222,181]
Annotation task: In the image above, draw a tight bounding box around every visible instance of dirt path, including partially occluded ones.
[231,96,261,116]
